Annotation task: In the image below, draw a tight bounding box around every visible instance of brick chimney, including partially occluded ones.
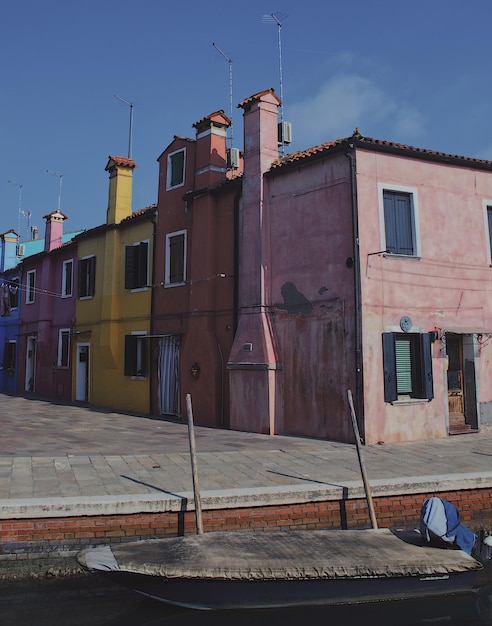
[192,110,230,188]
[43,210,67,252]
[105,156,136,224]
[227,89,282,435]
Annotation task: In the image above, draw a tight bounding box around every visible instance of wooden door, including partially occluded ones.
[446,334,465,433]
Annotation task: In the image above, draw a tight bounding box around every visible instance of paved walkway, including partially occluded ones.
[0,393,491,518]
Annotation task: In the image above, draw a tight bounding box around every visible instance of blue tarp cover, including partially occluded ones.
[420,497,476,555]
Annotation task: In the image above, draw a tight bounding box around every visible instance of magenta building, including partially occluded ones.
[18,211,77,401]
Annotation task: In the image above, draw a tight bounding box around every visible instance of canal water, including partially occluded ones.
[2,574,491,625]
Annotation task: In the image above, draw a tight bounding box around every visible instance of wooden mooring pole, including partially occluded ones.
[186,393,204,534]
[347,389,378,529]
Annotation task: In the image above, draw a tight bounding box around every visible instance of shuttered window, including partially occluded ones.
[124,334,147,378]
[125,241,149,289]
[383,191,415,255]
[78,256,96,298]
[62,260,73,297]
[395,338,412,394]
[165,230,186,286]
[2,341,16,371]
[167,149,186,189]
[487,207,492,261]
[58,329,70,367]
[383,333,434,402]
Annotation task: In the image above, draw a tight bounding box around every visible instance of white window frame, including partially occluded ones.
[62,259,73,298]
[58,329,70,368]
[378,183,421,257]
[165,229,187,287]
[26,269,36,304]
[166,148,186,190]
[483,199,492,265]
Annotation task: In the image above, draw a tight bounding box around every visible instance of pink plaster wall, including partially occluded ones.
[356,149,492,443]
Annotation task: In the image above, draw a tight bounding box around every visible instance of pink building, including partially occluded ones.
[227,90,492,444]
[148,88,492,443]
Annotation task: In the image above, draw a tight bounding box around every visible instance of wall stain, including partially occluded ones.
[278,282,313,314]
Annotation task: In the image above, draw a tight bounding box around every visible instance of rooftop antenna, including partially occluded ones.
[8,179,23,240]
[114,94,134,159]
[46,170,63,212]
[212,42,234,150]
[21,210,32,240]
[262,12,291,154]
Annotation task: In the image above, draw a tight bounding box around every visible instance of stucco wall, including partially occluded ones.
[356,149,492,443]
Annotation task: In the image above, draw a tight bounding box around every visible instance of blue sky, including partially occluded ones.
[2,0,492,239]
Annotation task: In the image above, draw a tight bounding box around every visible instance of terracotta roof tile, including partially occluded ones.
[193,110,231,130]
[119,204,157,223]
[107,155,137,169]
[271,133,492,171]
[238,88,282,109]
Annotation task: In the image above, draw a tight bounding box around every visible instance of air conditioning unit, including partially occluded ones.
[16,244,25,257]
[226,147,240,170]
[278,121,292,146]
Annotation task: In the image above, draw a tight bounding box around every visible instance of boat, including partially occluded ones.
[77,527,483,610]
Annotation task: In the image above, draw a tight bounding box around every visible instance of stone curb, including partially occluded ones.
[1,472,491,519]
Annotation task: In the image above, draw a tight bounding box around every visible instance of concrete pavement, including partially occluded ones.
[0,393,491,519]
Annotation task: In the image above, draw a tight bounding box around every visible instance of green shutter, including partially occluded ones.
[395,338,412,394]
[382,333,397,402]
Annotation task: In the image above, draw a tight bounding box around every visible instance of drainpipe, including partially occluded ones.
[345,146,364,441]
[150,210,158,415]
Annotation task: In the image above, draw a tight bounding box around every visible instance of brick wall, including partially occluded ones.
[1,487,491,560]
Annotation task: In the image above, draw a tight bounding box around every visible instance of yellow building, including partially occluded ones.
[73,156,156,414]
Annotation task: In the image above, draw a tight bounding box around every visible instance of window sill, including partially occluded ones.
[383,253,421,261]
[164,282,186,288]
[391,397,429,406]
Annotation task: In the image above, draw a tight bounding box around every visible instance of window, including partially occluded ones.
[382,332,433,402]
[125,241,149,289]
[124,333,147,377]
[62,259,73,297]
[165,231,186,286]
[8,279,19,310]
[381,187,418,256]
[58,329,70,368]
[78,256,96,298]
[26,270,36,304]
[487,206,492,263]
[2,341,16,375]
[167,149,186,189]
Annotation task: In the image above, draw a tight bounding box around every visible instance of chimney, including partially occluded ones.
[192,111,230,188]
[43,210,67,252]
[227,89,282,434]
[105,156,137,224]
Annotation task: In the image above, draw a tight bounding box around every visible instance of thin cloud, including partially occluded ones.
[287,73,426,148]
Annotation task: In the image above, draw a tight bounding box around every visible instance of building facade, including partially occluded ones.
[0,230,21,394]
[17,211,78,401]
[73,156,156,414]
[227,90,492,444]
[151,111,240,426]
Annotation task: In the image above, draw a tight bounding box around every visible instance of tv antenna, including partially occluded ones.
[46,170,63,212]
[114,94,134,159]
[8,179,23,240]
[212,42,234,150]
[262,13,286,119]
